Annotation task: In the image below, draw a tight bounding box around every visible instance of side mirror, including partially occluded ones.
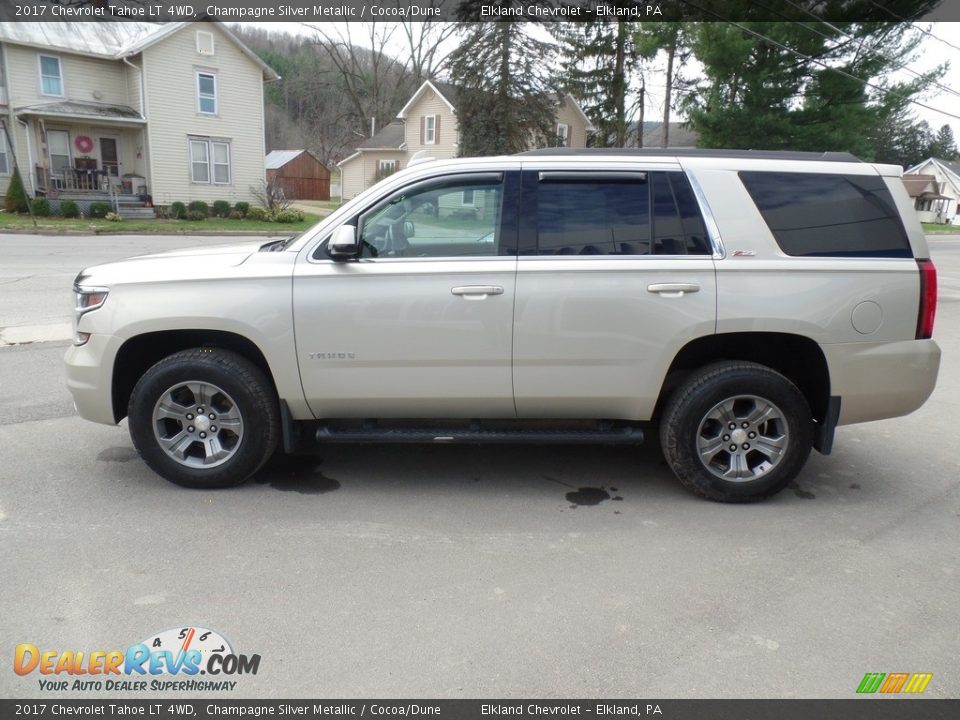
[328,225,359,258]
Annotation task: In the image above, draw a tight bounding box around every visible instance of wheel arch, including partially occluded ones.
[112,330,277,423]
[656,332,831,426]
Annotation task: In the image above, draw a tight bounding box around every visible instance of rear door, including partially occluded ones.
[512,164,718,420]
[293,170,520,418]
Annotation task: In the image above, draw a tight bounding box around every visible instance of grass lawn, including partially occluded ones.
[0,212,321,234]
[922,222,958,234]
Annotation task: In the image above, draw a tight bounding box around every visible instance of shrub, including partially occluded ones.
[246,206,267,221]
[169,201,187,220]
[234,201,250,217]
[228,209,244,220]
[31,198,52,217]
[187,200,209,217]
[60,199,80,218]
[105,212,123,222]
[271,209,305,223]
[89,202,111,219]
[186,210,207,221]
[4,167,30,213]
[212,200,231,218]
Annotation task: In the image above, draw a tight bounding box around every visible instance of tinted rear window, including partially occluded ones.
[535,171,710,256]
[739,171,911,258]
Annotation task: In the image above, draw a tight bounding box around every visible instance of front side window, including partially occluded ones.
[740,171,911,258]
[358,177,503,258]
[39,55,63,96]
[534,171,710,256]
[189,137,231,184]
[197,72,217,114]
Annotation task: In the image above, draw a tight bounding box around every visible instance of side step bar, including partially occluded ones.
[315,424,644,445]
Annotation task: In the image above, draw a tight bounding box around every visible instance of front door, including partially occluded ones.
[512,166,718,421]
[99,137,119,177]
[294,171,519,418]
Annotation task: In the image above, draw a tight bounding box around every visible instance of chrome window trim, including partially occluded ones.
[684,169,726,259]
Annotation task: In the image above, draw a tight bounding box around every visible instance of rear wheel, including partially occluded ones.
[660,361,814,502]
[128,348,278,488]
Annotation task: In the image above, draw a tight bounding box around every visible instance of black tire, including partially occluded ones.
[659,361,814,503]
[128,348,279,489]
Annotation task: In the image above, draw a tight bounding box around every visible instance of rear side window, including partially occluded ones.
[534,171,711,256]
[739,171,911,258]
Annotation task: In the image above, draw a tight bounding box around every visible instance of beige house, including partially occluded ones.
[0,22,278,215]
[339,80,594,200]
[904,158,960,225]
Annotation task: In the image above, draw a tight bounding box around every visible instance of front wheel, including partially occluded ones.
[128,348,279,489]
[660,361,814,502]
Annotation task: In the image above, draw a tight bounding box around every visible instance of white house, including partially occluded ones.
[904,157,960,224]
[0,22,279,214]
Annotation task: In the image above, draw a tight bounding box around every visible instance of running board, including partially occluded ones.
[315,423,644,445]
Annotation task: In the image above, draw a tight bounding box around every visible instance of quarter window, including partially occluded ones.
[197,72,217,114]
[739,171,911,258]
[39,55,63,97]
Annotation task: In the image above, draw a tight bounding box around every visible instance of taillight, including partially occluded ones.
[916,259,937,339]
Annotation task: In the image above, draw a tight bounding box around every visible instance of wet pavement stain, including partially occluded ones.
[97,447,139,463]
[255,457,341,495]
[788,481,816,500]
[566,487,612,506]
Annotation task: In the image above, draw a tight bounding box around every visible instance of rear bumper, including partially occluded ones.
[823,339,941,425]
[64,333,120,425]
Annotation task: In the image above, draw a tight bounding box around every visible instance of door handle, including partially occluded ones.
[451,285,504,299]
[647,282,700,297]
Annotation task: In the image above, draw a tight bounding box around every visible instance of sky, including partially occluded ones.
[261,20,960,145]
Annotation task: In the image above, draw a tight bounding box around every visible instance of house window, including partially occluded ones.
[197,31,215,55]
[0,126,9,174]
[47,129,71,175]
[39,55,64,97]
[378,160,397,174]
[190,137,231,184]
[556,123,569,146]
[196,72,217,115]
[462,189,475,206]
[424,115,437,145]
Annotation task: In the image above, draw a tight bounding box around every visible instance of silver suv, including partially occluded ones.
[65,149,941,502]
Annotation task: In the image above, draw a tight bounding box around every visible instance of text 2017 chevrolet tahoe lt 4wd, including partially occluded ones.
[65,149,941,502]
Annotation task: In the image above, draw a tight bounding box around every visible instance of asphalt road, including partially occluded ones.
[0,234,958,700]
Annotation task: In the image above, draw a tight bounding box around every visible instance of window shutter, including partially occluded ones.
[420,117,425,145]
[566,127,571,147]
[436,115,441,144]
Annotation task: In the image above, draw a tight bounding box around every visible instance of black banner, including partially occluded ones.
[1,0,958,23]
[2,700,960,720]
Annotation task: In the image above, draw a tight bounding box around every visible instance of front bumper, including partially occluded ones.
[64,333,121,425]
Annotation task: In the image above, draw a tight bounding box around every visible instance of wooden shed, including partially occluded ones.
[265,150,330,200]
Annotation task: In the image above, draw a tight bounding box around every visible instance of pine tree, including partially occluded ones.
[448,15,560,156]
[927,124,959,160]
[4,166,29,214]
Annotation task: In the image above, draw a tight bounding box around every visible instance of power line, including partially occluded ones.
[678,0,960,123]
[866,0,960,55]
[779,0,960,101]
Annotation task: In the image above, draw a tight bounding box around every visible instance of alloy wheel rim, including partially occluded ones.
[152,381,243,469]
[696,395,788,482]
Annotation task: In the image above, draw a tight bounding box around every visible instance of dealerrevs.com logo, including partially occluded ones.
[14,626,260,692]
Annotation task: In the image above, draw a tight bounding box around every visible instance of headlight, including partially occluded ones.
[73,285,109,345]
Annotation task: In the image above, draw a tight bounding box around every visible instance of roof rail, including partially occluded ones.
[518,148,863,163]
